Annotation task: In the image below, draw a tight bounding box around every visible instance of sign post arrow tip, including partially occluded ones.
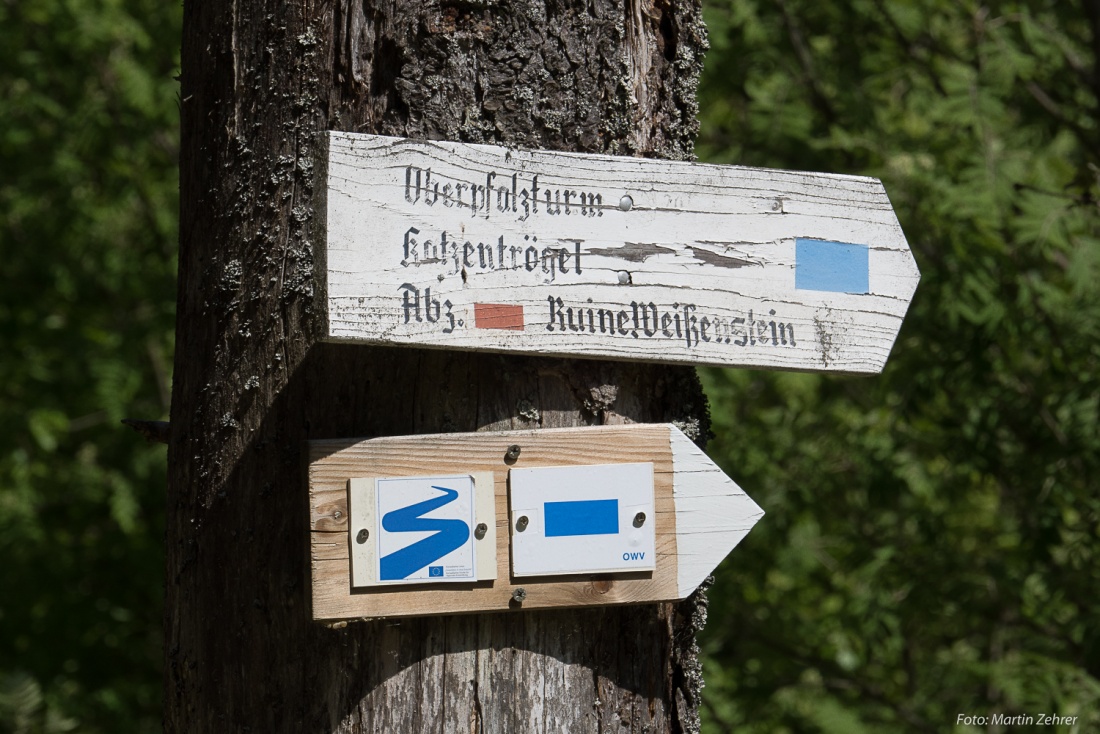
[670,426,764,598]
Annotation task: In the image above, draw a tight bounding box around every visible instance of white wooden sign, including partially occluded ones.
[307,424,762,621]
[317,132,920,373]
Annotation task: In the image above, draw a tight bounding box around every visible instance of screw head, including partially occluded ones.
[356,528,369,544]
[474,523,488,539]
[516,515,529,532]
[618,195,633,212]
[633,512,646,528]
[512,587,527,603]
[504,444,522,464]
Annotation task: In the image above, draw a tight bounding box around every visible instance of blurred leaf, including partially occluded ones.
[0,0,179,730]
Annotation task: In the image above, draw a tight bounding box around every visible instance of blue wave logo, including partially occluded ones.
[380,485,470,581]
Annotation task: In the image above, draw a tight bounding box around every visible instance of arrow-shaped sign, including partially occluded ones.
[318,132,920,374]
[308,424,762,622]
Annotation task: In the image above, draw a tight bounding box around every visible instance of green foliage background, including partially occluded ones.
[698,1,1099,732]
[0,1,178,731]
[0,1,1096,732]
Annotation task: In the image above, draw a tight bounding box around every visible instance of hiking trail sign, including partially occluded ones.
[316,132,920,373]
[308,424,762,622]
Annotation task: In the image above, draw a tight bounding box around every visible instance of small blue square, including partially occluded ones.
[795,238,870,294]
[428,566,444,577]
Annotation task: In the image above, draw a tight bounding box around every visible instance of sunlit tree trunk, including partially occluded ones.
[168,1,711,730]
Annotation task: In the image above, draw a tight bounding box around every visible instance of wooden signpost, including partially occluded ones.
[308,424,762,622]
[176,4,921,728]
[317,132,920,374]
[307,134,921,623]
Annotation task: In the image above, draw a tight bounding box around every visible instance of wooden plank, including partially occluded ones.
[669,428,763,598]
[318,132,920,374]
[306,424,763,622]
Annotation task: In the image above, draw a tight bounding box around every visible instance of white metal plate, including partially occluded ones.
[348,472,496,587]
[509,462,655,577]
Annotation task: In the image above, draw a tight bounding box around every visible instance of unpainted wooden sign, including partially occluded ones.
[307,424,762,622]
[317,132,920,373]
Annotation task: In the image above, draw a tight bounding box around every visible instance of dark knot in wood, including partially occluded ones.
[590,579,614,595]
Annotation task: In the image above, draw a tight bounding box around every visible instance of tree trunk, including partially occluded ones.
[168,1,711,731]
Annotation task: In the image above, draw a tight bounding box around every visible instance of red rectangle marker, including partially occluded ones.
[473,304,524,330]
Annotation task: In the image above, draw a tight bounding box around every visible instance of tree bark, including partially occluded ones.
[168,1,711,731]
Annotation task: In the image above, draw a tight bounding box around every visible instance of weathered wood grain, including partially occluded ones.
[170,0,716,730]
[319,132,920,373]
[669,428,763,598]
[309,425,678,621]
[308,424,762,622]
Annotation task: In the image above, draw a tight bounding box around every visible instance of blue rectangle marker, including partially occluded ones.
[795,238,870,294]
[544,499,619,537]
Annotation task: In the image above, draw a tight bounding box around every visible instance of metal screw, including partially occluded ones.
[618,195,633,212]
[633,512,646,528]
[356,528,369,544]
[616,270,630,285]
[474,523,488,539]
[504,444,522,464]
[512,587,527,603]
[516,515,529,532]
